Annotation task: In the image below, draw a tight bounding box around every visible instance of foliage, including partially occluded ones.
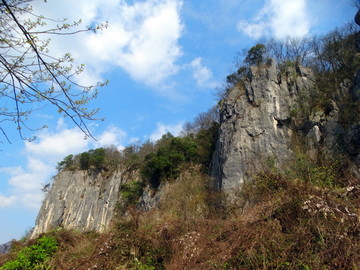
[133,258,156,270]
[89,148,106,169]
[55,106,219,177]
[244,43,266,66]
[0,0,108,142]
[56,154,74,172]
[78,148,106,171]
[79,152,90,170]
[7,154,358,270]
[0,236,57,270]
[193,122,219,170]
[57,147,110,172]
[288,153,340,187]
[141,135,199,188]
[120,180,144,206]
[159,165,209,223]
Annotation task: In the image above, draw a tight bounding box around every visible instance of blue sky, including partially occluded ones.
[0,0,357,243]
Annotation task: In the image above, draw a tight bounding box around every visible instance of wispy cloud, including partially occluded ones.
[0,194,17,208]
[31,0,184,88]
[190,57,217,88]
[150,122,183,141]
[0,120,127,210]
[237,0,310,39]
[94,126,126,150]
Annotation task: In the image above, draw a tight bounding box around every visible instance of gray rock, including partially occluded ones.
[212,59,308,194]
[0,241,12,254]
[31,168,139,238]
[212,59,360,195]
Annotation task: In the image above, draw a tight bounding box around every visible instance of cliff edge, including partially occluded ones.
[31,168,138,238]
[212,59,360,193]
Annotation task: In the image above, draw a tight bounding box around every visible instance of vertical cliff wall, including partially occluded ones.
[212,59,360,194]
[211,59,314,192]
[31,168,138,238]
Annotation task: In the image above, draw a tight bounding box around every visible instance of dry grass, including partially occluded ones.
[1,165,359,270]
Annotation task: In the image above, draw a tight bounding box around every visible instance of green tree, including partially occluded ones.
[79,152,90,170]
[89,148,106,170]
[0,0,107,143]
[141,136,199,188]
[244,43,266,66]
[56,154,74,172]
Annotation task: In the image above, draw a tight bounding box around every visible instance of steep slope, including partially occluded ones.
[212,59,360,193]
[31,168,138,239]
[212,59,313,192]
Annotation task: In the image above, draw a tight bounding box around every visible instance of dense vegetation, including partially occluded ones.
[56,106,219,189]
[1,23,359,269]
[1,160,358,269]
[0,236,57,270]
[224,23,360,108]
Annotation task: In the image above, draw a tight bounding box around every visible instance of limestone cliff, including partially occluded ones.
[212,59,360,193]
[31,59,359,238]
[31,168,138,238]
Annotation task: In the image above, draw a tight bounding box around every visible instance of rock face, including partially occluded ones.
[31,59,359,238]
[31,168,138,239]
[211,59,314,193]
[212,59,360,193]
[0,241,12,254]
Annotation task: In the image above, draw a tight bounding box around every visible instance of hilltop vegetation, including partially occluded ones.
[1,23,360,269]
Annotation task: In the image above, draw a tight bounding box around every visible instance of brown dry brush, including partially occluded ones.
[1,166,358,270]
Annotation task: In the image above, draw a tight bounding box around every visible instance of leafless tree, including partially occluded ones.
[0,0,107,143]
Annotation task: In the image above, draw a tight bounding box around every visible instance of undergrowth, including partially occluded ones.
[1,161,358,270]
[0,236,57,270]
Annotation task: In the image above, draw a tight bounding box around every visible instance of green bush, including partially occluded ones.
[79,152,90,170]
[244,43,266,66]
[0,236,57,270]
[56,154,74,172]
[89,148,105,170]
[120,180,144,206]
[289,153,339,187]
[141,136,199,188]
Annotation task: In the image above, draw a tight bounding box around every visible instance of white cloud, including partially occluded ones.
[94,126,126,150]
[0,195,17,208]
[237,0,310,39]
[150,122,183,141]
[31,0,184,87]
[1,121,127,210]
[190,58,217,88]
[25,128,89,163]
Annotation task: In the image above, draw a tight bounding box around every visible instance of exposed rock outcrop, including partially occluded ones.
[31,168,138,239]
[30,59,359,239]
[0,241,12,254]
[211,59,314,193]
[212,59,360,194]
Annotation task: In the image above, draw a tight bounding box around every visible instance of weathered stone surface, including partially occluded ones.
[31,168,138,238]
[212,58,360,194]
[0,241,12,254]
[211,60,315,193]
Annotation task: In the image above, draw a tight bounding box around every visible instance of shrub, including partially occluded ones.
[89,148,105,170]
[0,236,57,270]
[244,43,266,66]
[159,165,209,223]
[141,136,199,188]
[79,152,90,170]
[56,155,74,172]
[120,180,144,206]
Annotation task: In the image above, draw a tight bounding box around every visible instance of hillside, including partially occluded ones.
[1,24,359,270]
